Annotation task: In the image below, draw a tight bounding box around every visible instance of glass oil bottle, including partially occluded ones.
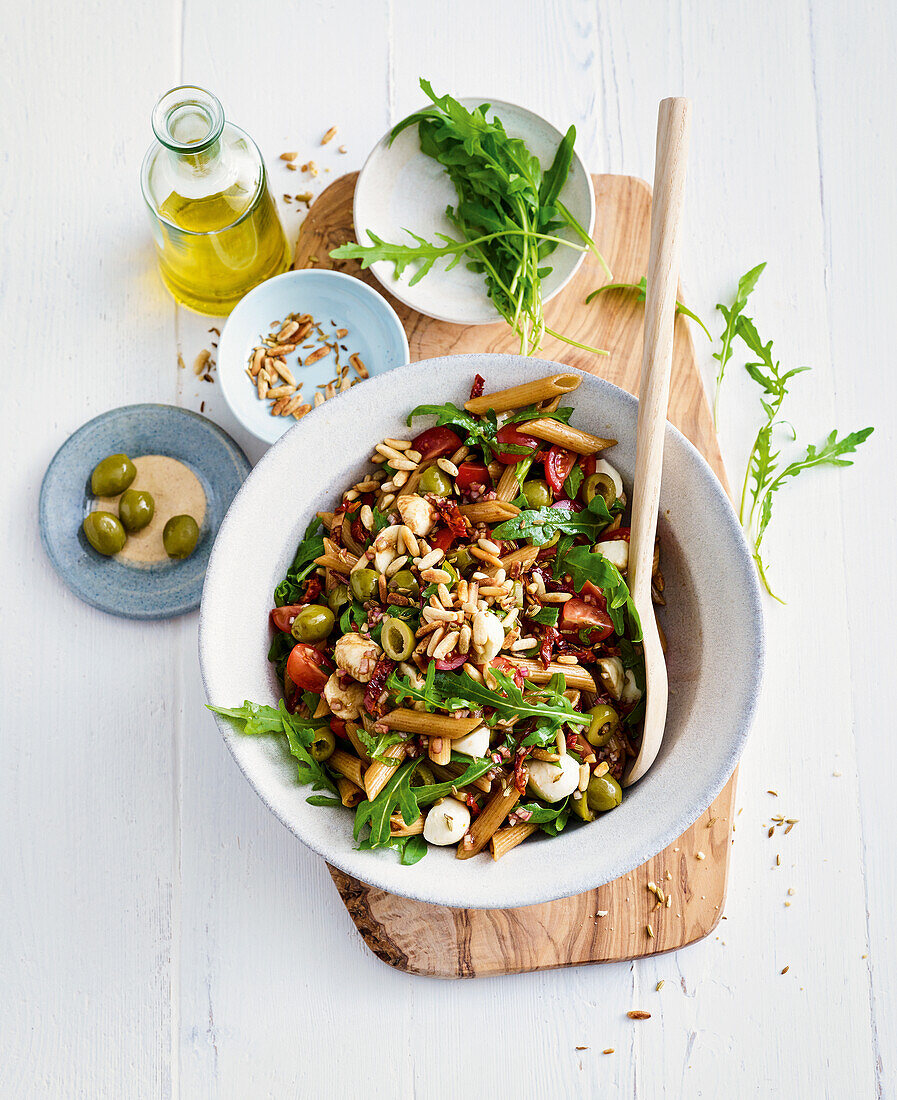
[140,86,290,314]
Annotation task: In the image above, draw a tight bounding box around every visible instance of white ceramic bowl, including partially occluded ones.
[353,99,595,325]
[217,269,410,445]
[200,355,764,910]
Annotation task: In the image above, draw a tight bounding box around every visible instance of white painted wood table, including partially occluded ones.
[2,2,894,1096]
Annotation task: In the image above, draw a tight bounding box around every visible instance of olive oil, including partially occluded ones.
[142,86,290,315]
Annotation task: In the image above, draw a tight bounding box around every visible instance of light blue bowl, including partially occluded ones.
[217,269,410,445]
[39,405,251,620]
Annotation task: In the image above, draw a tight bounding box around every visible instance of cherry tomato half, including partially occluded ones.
[455,461,492,491]
[560,597,615,639]
[598,526,631,542]
[580,454,597,480]
[411,425,463,462]
[544,445,577,494]
[270,604,303,632]
[494,422,540,464]
[286,644,333,693]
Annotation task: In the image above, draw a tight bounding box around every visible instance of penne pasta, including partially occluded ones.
[428,736,452,766]
[336,776,365,808]
[314,552,356,572]
[344,720,371,765]
[494,465,522,503]
[389,812,425,837]
[463,372,581,415]
[490,822,539,860]
[499,545,540,571]
[380,709,483,738]
[363,741,409,800]
[458,500,520,523]
[525,418,617,455]
[456,783,521,859]
[508,657,597,692]
[329,749,366,790]
[312,696,331,720]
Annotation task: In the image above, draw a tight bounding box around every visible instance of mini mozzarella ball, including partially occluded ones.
[596,538,629,572]
[333,632,382,683]
[452,724,490,759]
[396,494,437,536]
[323,671,366,720]
[594,459,624,500]
[423,797,471,845]
[527,753,581,803]
[597,656,625,700]
[621,668,643,705]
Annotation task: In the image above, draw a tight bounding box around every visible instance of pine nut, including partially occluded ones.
[437,458,459,477]
[417,548,444,571]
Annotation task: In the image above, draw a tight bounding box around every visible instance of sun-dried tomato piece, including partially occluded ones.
[432,496,468,539]
[469,374,485,400]
[363,657,396,717]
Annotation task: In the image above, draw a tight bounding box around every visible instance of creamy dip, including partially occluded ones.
[93,454,206,565]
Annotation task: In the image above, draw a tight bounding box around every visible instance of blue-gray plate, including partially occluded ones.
[40,404,251,620]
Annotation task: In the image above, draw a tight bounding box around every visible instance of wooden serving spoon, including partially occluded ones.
[624,97,692,786]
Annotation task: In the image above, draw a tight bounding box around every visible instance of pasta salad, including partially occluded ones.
[210,372,664,864]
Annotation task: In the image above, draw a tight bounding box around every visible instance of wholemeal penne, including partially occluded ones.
[493,465,523,503]
[525,418,617,455]
[456,783,521,859]
[490,822,539,859]
[464,372,580,415]
[222,366,655,870]
[363,741,409,800]
[428,736,453,766]
[344,720,371,765]
[336,776,365,808]
[380,709,482,738]
[329,750,366,790]
[389,813,425,837]
[507,658,597,692]
[458,500,519,523]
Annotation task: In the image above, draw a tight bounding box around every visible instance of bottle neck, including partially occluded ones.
[152,86,226,176]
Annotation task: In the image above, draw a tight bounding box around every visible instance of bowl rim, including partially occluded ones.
[200,354,765,909]
[353,97,596,325]
[216,268,411,444]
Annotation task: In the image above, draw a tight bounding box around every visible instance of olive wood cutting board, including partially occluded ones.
[294,172,737,978]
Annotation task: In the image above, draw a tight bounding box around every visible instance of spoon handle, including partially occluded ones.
[630,97,692,604]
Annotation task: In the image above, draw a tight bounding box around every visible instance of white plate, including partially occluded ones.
[353,99,595,325]
[200,355,765,910]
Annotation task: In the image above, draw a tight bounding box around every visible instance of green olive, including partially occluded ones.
[570,793,595,822]
[522,478,552,509]
[412,762,435,787]
[586,704,620,747]
[447,547,476,575]
[350,567,379,601]
[118,489,155,532]
[381,616,415,661]
[309,727,336,762]
[291,604,335,643]
[328,584,349,614]
[90,453,136,497]
[418,466,452,497]
[586,772,623,813]
[162,514,200,559]
[388,569,420,598]
[582,472,617,508]
[82,511,127,556]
